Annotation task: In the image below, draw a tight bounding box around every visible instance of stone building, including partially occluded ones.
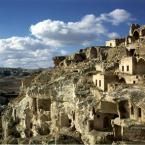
[93,63,119,92]
[93,72,118,91]
[119,56,136,75]
[87,101,118,132]
[106,39,125,47]
[118,56,145,84]
[116,99,144,122]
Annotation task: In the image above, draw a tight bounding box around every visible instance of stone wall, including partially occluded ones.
[136,58,145,74]
[123,126,145,141]
[114,124,145,141]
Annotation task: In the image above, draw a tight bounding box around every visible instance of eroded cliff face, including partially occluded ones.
[0,59,106,144]
[2,23,145,144]
[0,45,128,144]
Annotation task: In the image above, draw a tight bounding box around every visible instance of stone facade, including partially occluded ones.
[93,73,118,91]
[119,56,136,75]
[106,39,125,47]
[118,56,145,84]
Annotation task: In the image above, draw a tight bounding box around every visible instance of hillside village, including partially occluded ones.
[1,24,145,144]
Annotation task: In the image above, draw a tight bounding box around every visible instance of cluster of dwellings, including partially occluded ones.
[106,24,145,47]
[53,24,145,69]
[93,55,145,92]
[93,40,145,141]
[51,24,145,141]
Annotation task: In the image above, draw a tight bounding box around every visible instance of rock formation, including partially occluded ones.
[1,24,145,144]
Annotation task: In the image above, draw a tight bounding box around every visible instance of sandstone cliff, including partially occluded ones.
[1,24,145,144]
[0,45,124,144]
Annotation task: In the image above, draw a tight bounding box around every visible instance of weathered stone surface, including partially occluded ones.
[1,24,145,144]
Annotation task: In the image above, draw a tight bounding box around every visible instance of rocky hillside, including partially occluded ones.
[1,23,145,145]
[0,44,128,144]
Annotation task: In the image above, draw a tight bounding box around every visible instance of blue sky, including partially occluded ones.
[0,0,144,68]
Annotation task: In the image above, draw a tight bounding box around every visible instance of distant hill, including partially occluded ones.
[0,67,42,77]
[0,67,44,106]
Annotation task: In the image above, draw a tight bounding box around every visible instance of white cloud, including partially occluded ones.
[0,36,69,68]
[30,15,107,46]
[0,37,44,52]
[96,9,131,26]
[0,9,132,68]
[108,9,131,25]
[30,9,131,46]
[108,32,120,39]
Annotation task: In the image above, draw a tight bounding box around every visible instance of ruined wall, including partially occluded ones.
[108,83,121,92]
[129,24,140,37]
[126,24,145,45]
[100,101,117,114]
[122,75,139,84]
[135,58,145,74]
[129,101,145,123]
[123,126,145,141]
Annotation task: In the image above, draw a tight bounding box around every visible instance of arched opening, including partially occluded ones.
[138,108,142,117]
[131,106,134,115]
[118,78,126,84]
[138,58,145,64]
[119,100,129,119]
[126,49,136,57]
[133,31,139,41]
